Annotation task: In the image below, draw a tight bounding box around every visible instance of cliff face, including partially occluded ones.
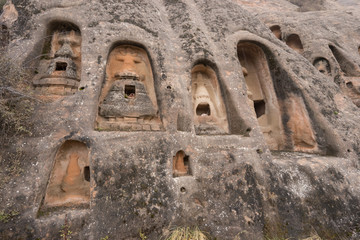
[0,0,360,239]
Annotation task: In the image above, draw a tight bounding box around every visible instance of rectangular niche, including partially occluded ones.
[96,45,163,131]
[41,140,90,211]
[173,151,191,177]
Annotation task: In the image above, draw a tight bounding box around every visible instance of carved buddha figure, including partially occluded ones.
[96,45,162,131]
[191,64,229,135]
[313,58,331,76]
[99,45,157,117]
[33,29,81,96]
[43,141,90,208]
[61,153,83,193]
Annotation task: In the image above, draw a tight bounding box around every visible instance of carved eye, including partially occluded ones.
[133,58,142,64]
[70,41,79,47]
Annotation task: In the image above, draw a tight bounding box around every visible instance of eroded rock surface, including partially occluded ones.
[0,0,359,239]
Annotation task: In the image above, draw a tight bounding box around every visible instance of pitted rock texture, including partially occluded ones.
[0,0,360,239]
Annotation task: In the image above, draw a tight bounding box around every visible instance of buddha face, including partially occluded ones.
[192,72,213,118]
[191,65,229,135]
[33,29,82,96]
[51,30,81,61]
[106,46,151,82]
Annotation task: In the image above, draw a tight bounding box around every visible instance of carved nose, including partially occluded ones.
[120,62,135,72]
[55,43,74,58]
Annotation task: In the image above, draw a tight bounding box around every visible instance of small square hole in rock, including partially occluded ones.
[125,85,135,98]
[55,62,67,71]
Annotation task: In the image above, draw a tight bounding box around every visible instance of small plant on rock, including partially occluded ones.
[0,210,19,223]
[164,226,209,240]
[59,224,72,240]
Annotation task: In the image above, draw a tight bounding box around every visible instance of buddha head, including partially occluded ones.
[191,64,229,134]
[33,22,82,96]
[106,46,152,83]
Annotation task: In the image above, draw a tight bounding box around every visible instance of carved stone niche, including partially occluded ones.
[238,42,318,152]
[173,150,191,177]
[96,45,162,131]
[285,34,304,54]
[42,140,90,210]
[270,25,282,40]
[33,22,81,97]
[238,42,284,150]
[191,64,229,135]
[329,45,360,107]
[0,25,9,48]
[313,57,331,76]
[329,45,360,77]
[342,78,360,107]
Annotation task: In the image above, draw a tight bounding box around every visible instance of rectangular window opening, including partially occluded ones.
[183,156,191,175]
[84,166,90,182]
[124,85,136,98]
[55,62,67,71]
[254,100,266,118]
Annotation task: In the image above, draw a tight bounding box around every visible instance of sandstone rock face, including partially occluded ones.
[0,0,360,239]
[0,0,18,28]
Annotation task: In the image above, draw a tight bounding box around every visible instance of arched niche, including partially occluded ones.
[329,45,360,77]
[0,24,9,48]
[329,45,360,107]
[343,79,360,107]
[173,150,191,177]
[269,25,282,40]
[43,140,90,209]
[313,57,331,76]
[238,41,318,152]
[191,64,229,135]
[96,44,163,131]
[237,42,284,150]
[286,34,304,54]
[33,21,82,96]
